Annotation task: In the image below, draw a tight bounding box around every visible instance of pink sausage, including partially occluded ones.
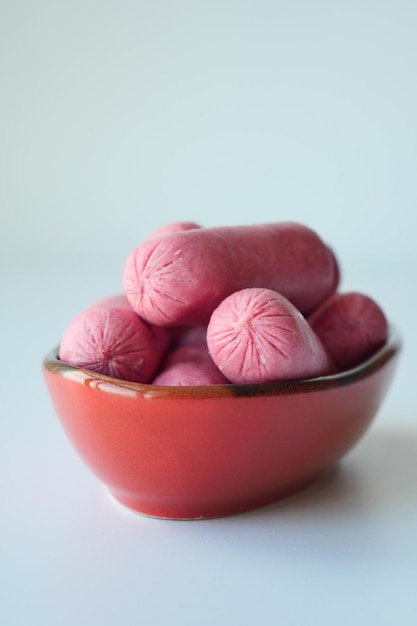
[123,222,339,326]
[143,221,201,242]
[59,296,169,383]
[307,291,388,371]
[207,288,332,384]
[87,293,170,353]
[152,345,230,386]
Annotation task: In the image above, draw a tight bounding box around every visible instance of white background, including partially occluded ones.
[1,2,416,625]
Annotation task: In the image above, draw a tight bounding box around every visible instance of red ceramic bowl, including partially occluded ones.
[43,327,400,519]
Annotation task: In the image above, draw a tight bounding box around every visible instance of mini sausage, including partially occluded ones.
[307,291,388,371]
[207,288,332,384]
[87,294,170,353]
[152,345,230,386]
[123,222,339,326]
[59,295,169,383]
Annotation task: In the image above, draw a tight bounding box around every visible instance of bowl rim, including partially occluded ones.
[43,325,401,399]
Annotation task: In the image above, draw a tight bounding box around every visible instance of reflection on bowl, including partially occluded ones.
[43,326,401,519]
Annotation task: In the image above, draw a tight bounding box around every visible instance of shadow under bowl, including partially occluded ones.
[43,326,401,519]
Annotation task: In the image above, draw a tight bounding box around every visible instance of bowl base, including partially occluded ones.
[107,470,329,520]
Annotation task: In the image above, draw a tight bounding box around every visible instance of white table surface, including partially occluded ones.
[1,262,416,626]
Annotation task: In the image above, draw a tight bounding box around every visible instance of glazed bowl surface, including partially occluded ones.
[43,327,400,519]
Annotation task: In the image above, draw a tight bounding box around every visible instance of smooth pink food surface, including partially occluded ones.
[308,291,388,371]
[152,345,229,386]
[123,222,339,326]
[207,288,332,384]
[59,296,169,383]
[43,328,400,519]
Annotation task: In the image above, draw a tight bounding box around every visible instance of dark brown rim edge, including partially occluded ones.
[43,326,401,399]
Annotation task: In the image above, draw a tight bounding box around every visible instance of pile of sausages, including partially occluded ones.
[59,221,388,385]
